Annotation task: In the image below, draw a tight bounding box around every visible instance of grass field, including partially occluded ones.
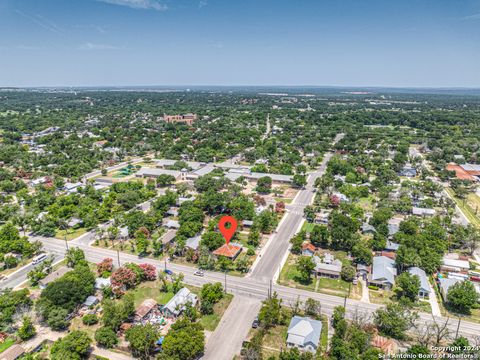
[198,294,233,331]
[128,280,175,307]
[0,338,14,353]
[301,222,315,233]
[55,227,88,241]
[446,188,480,228]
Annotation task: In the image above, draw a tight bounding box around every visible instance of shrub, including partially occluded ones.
[82,314,99,326]
[368,285,379,290]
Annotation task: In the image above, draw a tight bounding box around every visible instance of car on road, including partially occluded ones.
[164,269,173,275]
[194,270,205,277]
[252,316,260,328]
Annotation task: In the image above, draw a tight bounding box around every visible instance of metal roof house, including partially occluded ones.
[286,316,322,353]
[313,255,342,279]
[369,256,397,290]
[412,207,436,216]
[162,288,198,318]
[408,267,430,298]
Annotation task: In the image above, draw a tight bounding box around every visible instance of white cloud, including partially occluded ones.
[464,13,480,20]
[199,0,207,9]
[78,42,120,50]
[96,0,168,11]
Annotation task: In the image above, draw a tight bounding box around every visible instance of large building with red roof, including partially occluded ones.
[447,163,480,181]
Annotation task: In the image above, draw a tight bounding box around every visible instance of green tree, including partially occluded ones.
[256,176,272,193]
[18,316,36,340]
[373,303,418,340]
[162,319,205,360]
[126,324,160,359]
[50,331,92,360]
[296,256,315,283]
[65,247,86,268]
[396,272,420,303]
[95,326,119,348]
[258,292,282,328]
[447,281,479,314]
[340,265,356,282]
[310,225,329,248]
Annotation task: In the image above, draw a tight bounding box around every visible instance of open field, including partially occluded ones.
[446,188,480,228]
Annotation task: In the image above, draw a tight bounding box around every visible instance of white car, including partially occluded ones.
[194,270,205,277]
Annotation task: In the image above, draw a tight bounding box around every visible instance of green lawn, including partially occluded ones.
[357,196,376,212]
[301,222,315,233]
[0,338,14,353]
[198,294,233,331]
[55,227,88,241]
[128,280,175,307]
[319,315,328,354]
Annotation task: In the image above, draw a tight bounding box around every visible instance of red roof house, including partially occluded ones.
[212,243,242,260]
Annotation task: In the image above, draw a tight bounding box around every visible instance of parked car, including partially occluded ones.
[194,270,204,277]
[252,316,260,328]
[164,269,173,275]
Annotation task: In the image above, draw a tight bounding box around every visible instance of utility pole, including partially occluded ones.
[117,249,121,267]
[455,316,462,339]
[224,270,227,293]
[64,233,69,251]
[270,279,273,298]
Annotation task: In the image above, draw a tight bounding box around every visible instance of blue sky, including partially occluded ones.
[0,0,479,87]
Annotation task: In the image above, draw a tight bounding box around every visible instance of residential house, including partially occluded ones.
[135,299,158,321]
[312,254,342,279]
[164,220,180,229]
[162,288,198,318]
[356,264,370,280]
[212,243,242,260]
[399,166,417,177]
[242,219,254,227]
[135,168,182,181]
[83,295,99,307]
[361,223,376,235]
[412,207,436,217]
[286,316,322,354]
[302,243,316,257]
[314,210,331,225]
[368,256,397,290]
[387,217,403,238]
[161,230,177,246]
[384,241,400,252]
[441,257,470,273]
[371,335,398,355]
[185,234,201,251]
[0,345,25,360]
[408,267,430,298]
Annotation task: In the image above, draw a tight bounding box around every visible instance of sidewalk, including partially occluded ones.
[428,281,442,316]
[359,279,370,303]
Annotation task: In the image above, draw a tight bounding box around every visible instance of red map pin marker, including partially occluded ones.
[218,216,238,244]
